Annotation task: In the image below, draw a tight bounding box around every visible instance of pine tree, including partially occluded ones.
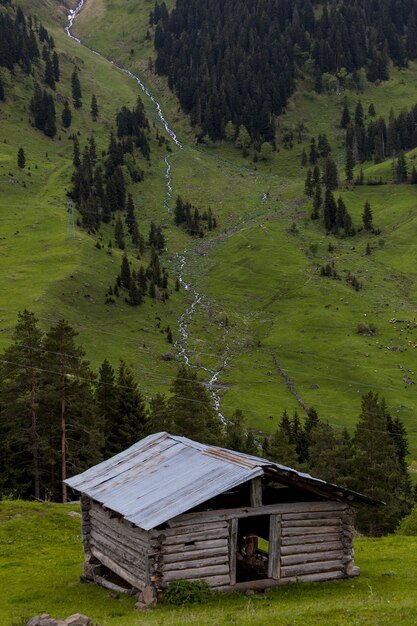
[0,77,4,102]
[362,200,373,231]
[52,51,60,82]
[107,361,149,455]
[0,310,44,499]
[353,392,411,535]
[90,93,99,121]
[304,169,313,196]
[340,97,350,128]
[354,100,364,127]
[149,393,173,432]
[345,146,354,182]
[42,319,101,502]
[120,253,131,289]
[96,359,117,456]
[71,67,82,109]
[309,137,318,164]
[395,154,408,183]
[268,412,299,468]
[125,194,136,234]
[17,147,26,169]
[368,103,376,117]
[44,50,55,89]
[168,364,223,445]
[311,184,321,220]
[323,189,337,231]
[72,136,80,168]
[114,216,125,249]
[61,100,71,128]
[323,156,338,190]
[225,409,248,453]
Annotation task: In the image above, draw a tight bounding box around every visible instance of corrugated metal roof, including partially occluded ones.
[65,432,377,530]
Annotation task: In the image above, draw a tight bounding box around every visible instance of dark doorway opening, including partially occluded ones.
[236,515,270,582]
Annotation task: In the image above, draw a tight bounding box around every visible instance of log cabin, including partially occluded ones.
[65,432,379,594]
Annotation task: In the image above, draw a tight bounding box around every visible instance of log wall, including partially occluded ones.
[83,499,153,591]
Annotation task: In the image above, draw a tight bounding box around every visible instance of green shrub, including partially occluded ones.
[164,580,212,605]
[396,506,417,535]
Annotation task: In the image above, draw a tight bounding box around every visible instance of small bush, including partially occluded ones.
[357,322,377,336]
[164,580,212,605]
[396,506,417,535]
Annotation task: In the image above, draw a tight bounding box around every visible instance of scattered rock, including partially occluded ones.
[139,585,157,606]
[68,511,81,518]
[26,615,93,626]
[245,589,255,596]
[64,614,93,626]
[134,601,147,611]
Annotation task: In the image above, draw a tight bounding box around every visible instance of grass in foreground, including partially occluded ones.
[2,501,417,625]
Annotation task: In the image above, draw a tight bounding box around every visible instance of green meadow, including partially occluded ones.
[2,500,417,626]
[0,0,417,454]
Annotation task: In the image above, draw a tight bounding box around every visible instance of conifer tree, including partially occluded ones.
[168,364,223,445]
[120,252,131,289]
[0,310,44,499]
[61,100,71,128]
[323,156,338,190]
[304,169,313,196]
[355,100,364,127]
[42,319,101,502]
[71,67,82,108]
[96,359,117,456]
[52,51,60,82]
[323,189,337,231]
[225,409,248,453]
[0,77,4,102]
[345,146,354,182]
[72,136,80,168]
[44,50,55,89]
[17,147,25,169]
[149,393,173,432]
[362,200,373,231]
[353,392,411,535]
[107,361,149,455]
[340,97,350,128]
[114,216,125,249]
[90,93,99,121]
[311,184,321,220]
[268,411,299,468]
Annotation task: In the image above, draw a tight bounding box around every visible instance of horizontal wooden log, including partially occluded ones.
[280,541,343,556]
[163,555,229,572]
[282,533,340,546]
[93,574,136,595]
[163,546,229,564]
[90,509,150,552]
[164,563,230,582]
[282,525,341,537]
[163,538,228,555]
[283,570,345,584]
[281,559,343,578]
[163,528,229,546]
[89,538,147,582]
[169,501,347,527]
[282,518,341,528]
[90,530,148,570]
[91,502,150,544]
[282,510,346,522]
[163,521,228,536]
[281,550,343,566]
[89,515,149,559]
[90,546,146,590]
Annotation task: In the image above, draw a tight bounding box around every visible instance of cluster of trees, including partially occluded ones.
[70,98,150,232]
[151,0,417,142]
[106,242,170,306]
[174,196,217,237]
[0,3,42,81]
[343,98,417,171]
[0,313,220,502]
[260,396,413,536]
[30,83,56,137]
[0,312,413,535]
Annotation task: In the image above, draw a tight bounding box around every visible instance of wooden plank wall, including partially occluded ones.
[86,500,151,590]
[155,518,231,588]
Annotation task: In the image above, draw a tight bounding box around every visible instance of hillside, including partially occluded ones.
[1,0,417,460]
[73,0,417,451]
[1,500,417,625]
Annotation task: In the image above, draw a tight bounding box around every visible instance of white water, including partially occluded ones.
[66,1,228,417]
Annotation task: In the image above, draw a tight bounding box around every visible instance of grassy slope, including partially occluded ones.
[72,0,417,454]
[0,0,198,398]
[2,501,417,625]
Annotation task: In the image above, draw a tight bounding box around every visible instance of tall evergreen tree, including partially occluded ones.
[17,147,25,169]
[168,364,223,445]
[61,99,72,128]
[362,200,373,231]
[0,311,44,499]
[353,392,412,536]
[90,93,99,121]
[71,67,82,109]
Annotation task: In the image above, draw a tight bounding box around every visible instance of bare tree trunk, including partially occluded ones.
[61,377,67,503]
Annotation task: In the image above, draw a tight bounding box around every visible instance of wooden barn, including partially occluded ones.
[65,432,378,594]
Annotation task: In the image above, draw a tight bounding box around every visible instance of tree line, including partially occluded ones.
[150,0,417,142]
[0,310,413,536]
[174,196,217,237]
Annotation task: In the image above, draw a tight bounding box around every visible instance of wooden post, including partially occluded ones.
[250,477,262,508]
[268,514,281,580]
[229,518,237,586]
